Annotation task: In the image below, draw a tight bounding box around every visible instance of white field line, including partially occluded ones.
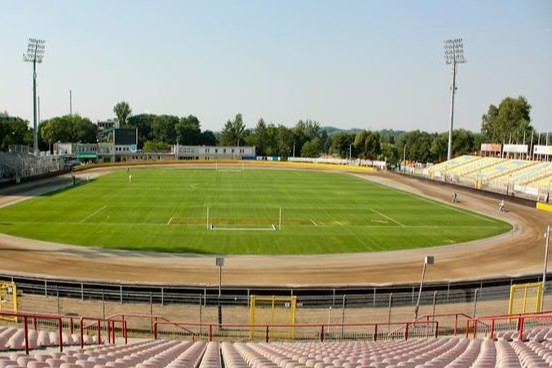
[9,221,505,229]
[209,224,277,231]
[310,218,319,227]
[356,178,500,224]
[369,208,405,227]
[80,205,107,223]
[167,216,173,225]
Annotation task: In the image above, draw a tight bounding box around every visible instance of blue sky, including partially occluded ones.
[1,0,550,133]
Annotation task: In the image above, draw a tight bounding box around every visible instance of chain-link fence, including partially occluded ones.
[3,273,549,339]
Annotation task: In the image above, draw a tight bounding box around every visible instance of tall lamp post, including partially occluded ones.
[542,226,551,311]
[444,38,466,161]
[23,38,46,156]
[414,256,435,319]
[216,257,225,326]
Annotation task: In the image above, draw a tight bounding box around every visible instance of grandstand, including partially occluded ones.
[424,155,552,200]
[2,309,552,367]
[0,157,551,366]
[0,145,65,184]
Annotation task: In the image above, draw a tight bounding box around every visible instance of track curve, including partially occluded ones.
[0,165,549,288]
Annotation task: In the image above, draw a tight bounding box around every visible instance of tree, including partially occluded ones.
[127,114,155,148]
[200,130,217,146]
[152,115,179,144]
[276,124,293,158]
[481,96,533,143]
[39,115,96,146]
[254,118,269,156]
[331,132,355,159]
[430,133,448,162]
[143,141,171,151]
[397,130,433,163]
[301,138,321,157]
[113,101,132,128]
[176,115,201,145]
[219,113,246,146]
[292,120,321,157]
[354,130,381,160]
[0,114,32,151]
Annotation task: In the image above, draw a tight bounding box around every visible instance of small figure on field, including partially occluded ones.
[452,192,458,203]
[498,199,506,212]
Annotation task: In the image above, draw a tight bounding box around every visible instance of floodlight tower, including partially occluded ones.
[23,38,46,155]
[444,38,466,161]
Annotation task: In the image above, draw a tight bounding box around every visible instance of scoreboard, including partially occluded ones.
[114,128,137,146]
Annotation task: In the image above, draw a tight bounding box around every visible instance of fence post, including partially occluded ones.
[24,315,29,355]
[341,294,346,338]
[199,293,203,337]
[58,318,64,352]
[97,319,102,345]
[454,314,458,336]
[473,288,479,317]
[56,285,60,315]
[265,325,269,343]
[405,322,409,341]
[80,317,84,349]
[518,317,525,341]
[387,293,393,334]
[320,325,324,342]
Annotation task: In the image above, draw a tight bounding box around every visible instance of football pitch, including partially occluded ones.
[0,168,511,255]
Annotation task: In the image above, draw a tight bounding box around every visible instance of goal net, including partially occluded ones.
[215,162,245,172]
[0,282,18,322]
[508,282,543,315]
[249,295,297,340]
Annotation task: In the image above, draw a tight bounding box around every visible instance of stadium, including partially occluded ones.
[1,2,552,366]
[1,156,551,366]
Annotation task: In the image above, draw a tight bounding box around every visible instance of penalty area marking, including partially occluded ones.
[369,208,405,227]
[209,224,277,231]
[80,205,107,223]
[310,218,334,228]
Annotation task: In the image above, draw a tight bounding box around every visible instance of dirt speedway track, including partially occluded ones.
[0,166,550,288]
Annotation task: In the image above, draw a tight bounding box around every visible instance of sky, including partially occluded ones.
[0,0,551,134]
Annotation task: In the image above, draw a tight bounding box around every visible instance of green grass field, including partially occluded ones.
[0,168,511,255]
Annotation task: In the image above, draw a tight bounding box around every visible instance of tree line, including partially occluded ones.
[0,96,542,164]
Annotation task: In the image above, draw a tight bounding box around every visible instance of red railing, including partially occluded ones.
[414,312,472,336]
[0,310,127,355]
[153,320,439,343]
[80,316,127,347]
[466,311,552,340]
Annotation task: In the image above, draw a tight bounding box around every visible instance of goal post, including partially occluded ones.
[0,282,18,322]
[508,282,543,315]
[249,295,297,339]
